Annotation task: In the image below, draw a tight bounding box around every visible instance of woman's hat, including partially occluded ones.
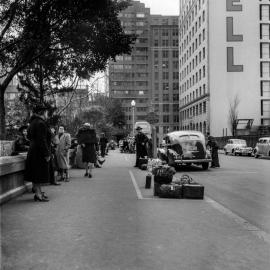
[18,125,28,132]
[83,123,91,127]
[135,126,142,131]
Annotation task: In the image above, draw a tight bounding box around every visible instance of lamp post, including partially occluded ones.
[131,100,136,137]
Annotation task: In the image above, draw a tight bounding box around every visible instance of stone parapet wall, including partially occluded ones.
[0,154,31,205]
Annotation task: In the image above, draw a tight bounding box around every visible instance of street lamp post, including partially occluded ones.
[131,100,136,137]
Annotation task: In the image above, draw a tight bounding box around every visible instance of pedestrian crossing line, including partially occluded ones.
[205,196,270,245]
[129,170,143,200]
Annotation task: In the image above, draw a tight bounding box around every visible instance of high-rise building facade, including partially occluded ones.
[150,15,179,142]
[109,1,151,132]
[109,1,179,140]
[179,0,270,137]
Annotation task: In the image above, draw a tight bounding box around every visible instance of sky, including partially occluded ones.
[139,0,179,16]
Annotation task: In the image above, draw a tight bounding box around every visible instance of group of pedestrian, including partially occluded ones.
[13,105,108,202]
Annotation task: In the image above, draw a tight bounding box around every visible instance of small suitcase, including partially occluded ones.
[183,183,204,199]
[158,184,183,199]
[145,174,152,189]
[154,182,161,196]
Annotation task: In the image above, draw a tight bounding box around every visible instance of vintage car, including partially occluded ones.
[224,139,253,156]
[158,131,212,170]
[253,137,270,158]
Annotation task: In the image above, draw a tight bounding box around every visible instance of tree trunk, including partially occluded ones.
[0,88,6,139]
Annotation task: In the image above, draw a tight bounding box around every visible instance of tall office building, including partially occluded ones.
[109,1,179,140]
[109,1,151,132]
[150,15,179,142]
[179,0,270,137]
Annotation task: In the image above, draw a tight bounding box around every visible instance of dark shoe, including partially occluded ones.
[210,166,216,168]
[84,172,88,177]
[34,194,49,202]
[99,159,105,165]
[95,164,101,168]
[88,173,92,178]
[42,192,48,199]
[50,182,61,186]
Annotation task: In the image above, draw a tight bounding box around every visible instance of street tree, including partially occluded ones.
[0,0,135,139]
[228,95,240,136]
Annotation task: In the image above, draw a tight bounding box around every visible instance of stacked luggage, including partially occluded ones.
[152,165,204,199]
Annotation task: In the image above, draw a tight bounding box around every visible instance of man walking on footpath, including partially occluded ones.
[99,133,108,158]
[134,126,148,167]
[56,126,71,181]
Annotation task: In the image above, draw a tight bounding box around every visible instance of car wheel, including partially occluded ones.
[202,162,209,170]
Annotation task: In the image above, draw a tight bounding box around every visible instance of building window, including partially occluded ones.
[261,43,270,58]
[154,40,159,46]
[154,51,158,58]
[163,94,169,101]
[173,93,179,101]
[260,24,270,39]
[136,13,145,18]
[163,115,170,123]
[203,101,206,113]
[261,81,270,97]
[173,115,179,123]
[162,39,169,46]
[162,72,169,80]
[163,83,169,90]
[173,104,178,112]
[163,104,169,112]
[261,62,270,77]
[162,50,169,58]
[260,4,270,21]
[261,100,270,116]
[173,50,179,58]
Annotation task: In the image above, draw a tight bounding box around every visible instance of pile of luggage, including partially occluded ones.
[153,166,204,199]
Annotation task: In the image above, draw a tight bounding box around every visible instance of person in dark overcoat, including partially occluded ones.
[25,105,51,201]
[207,136,220,168]
[99,133,108,157]
[134,126,148,167]
[76,123,98,178]
[14,125,30,153]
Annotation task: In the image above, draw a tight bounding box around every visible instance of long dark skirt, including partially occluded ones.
[82,143,96,163]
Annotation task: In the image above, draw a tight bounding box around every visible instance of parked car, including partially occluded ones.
[253,137,270,158]
[157,131,212,170]
[224,139,253,156]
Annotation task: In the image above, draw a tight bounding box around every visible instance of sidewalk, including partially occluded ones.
[1,151,270,270]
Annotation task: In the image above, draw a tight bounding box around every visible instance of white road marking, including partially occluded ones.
[129,170,143,200]
[205,196,270,245]
[129,170,270,244]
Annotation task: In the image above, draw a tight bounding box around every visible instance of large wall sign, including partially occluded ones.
[226,0,244,72]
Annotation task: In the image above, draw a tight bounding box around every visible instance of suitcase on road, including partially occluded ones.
[183,183,204,199]
[145,174,152,189]
[158,184,183,199]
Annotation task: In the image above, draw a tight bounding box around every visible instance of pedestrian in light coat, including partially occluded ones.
[56,126,71,181]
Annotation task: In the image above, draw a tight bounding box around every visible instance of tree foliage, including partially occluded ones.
[0,0,135,138]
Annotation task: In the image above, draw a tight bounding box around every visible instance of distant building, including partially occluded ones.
[150,15,179,142]
[179,0,270,137]
[108,0,179,141]
[2,77,19,105]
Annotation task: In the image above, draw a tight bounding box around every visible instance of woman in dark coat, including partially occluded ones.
[207,136,220,168]
[25,106,51,201]
[76,123,97,178]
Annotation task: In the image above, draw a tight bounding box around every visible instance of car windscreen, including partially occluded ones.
[178,135,200,140]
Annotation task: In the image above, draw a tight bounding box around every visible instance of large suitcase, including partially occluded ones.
[183,183,204,199]
[154,175,173,185]
[158,184,183,199]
